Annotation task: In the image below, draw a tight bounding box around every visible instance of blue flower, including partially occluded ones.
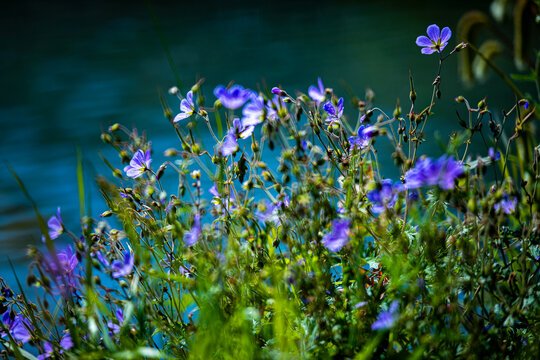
[174,90,196,122]
[323,219,350,252]
[308,77,327,104]
[41,245,79,296]
[271,87,286,96]
[323,97,344,123]
[494,195,517,214]
[59,332,73,351]
[416,24,452,54]
[349,125,376,150]
[242,94,265,126]
[107,309,124,336]
[404,155,463,190]
[1,312,33,343]
[124,149,152,179]
[111,251,135,278]
[372,300,399,330]
[489,147,501,161]
[184,213,201,247]
[43,207,64,241]
[220,131,238,156]
[38,341,53,359]
[367,179,400,214]
[214,84,252,110]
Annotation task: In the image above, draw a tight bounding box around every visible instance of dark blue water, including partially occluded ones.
[2,0,514,279]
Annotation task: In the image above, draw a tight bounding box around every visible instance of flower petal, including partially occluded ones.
[426,24,440,41]
[440,27,452,43]
[174,112,191,122]
[421,47,437,55]
[416,35,433,47]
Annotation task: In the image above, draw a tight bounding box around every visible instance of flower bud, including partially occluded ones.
[109,123,120,132]
[164,148,179,157]
[455,96,465,103]
[454,42,468,52]
[156,164,167,180]
[190,170,201,180]
[199,109,208,117]
[272,87,286,96]
[100,210,113,218]
[101,133,112,144]
[191,143,201,154]
[168,86,179,95]
[113,169,123,178]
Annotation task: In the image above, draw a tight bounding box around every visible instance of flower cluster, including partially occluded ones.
[404,155,463,190]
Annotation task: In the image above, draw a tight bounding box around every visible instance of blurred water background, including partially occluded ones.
[1,0,524,280]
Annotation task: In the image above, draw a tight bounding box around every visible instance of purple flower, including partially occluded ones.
[367,179,399,214]
[323,97,344,123]
[308,77,326,104]
[220,131,238,156]
[232,118,255,139]
[107,309,124,335]
[372,300,399,330]
[323,219,350,252]
[43,207,63,241]
[416,24,452,54]
[111,251,135,278]
[488,147,501,161]
[60,332,73,351]
[184,213,201,247]
[41,245,79,296]
[524,101,530,110]
[271,87,286,96]
[494,195,517,214]
[404,155,463,190]
[174,90,196,122]
[266,95,286,121]
[124,149,152,179]
[242,94,265,126]
[214,85,251,110]
[1,312,33,344]
[38,341,53,359]
[355,301,367,309]
[349,125,376,150]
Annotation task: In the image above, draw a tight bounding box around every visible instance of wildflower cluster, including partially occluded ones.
[1,23,539,359]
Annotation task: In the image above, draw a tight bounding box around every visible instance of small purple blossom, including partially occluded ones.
[349,125,376,150]
[271,87,286,96]
[107,309,124,335]
[111,251,135,278]
[308,77,327,104]
[232,117,255,139]
[220,131,238,156]
[41,245,79,296]
[355,301,367,309]
[214,84,252,110]
[372,301,399,330]
[488,147,501,161]
[266,95,286,121]
[367,179,400,214]
[322,219,350,252]
[494,195,517,214]
[124,149,152,179]
[174,90,196,122]
[242,94,265,126]
[416,24,452,54]
[43,207,63,241]
[524,101,530,110]
[1,312,33,343]
[184,213,201,247]
[323,97,344,123]
[404,155,463,190]
[60,332,73,351]
[38,341,53,359]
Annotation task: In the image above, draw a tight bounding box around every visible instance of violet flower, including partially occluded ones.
[308,77,326,104]
[60,332,73,351]
[242,94,266,126]
[349,125,376,150]
[372,300,399,330]
[367,179,400,214]
[232,117,255,139]
[38,341,53,359]
[1,312,32,344]
[107,309,124,335]
[494,195,517,214]
[416,24,451,55]
[323,218,350,252]
[111,251,135,278]
[214,84,251,110]
[174,90,196,122]
[43,207,63,241]
[488,147,501,161]
[220,130,238,156]
[124,149,152,179]
[404,155,463,190]
[184,213,201,247]
[323,97,344,123]
[266,95,286,121]
[271,87,286,97]
[41,245,79,296]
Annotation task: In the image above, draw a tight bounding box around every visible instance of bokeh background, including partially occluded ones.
[1,0,523,277]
